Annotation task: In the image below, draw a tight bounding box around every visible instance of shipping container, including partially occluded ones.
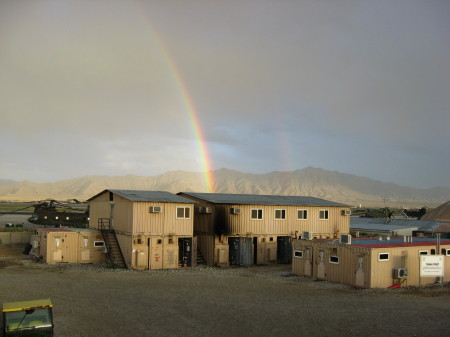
[178,192,351,267]
[32,228,106,264]
[292,237,450,288]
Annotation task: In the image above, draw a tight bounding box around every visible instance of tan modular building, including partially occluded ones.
[177,192,351,267]
[88,190,196,270]
[292,236,450,288]
[30,228,107,264]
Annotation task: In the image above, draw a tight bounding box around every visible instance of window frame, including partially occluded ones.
[297,209,308,220]
[319,209,329,220]
[329,256,339,264]
[251,208,263,220]
[274,209,286,220]
[378,252,390,261]
[94,241,105,247]
[176,206,191,219]
[294,250,304,258]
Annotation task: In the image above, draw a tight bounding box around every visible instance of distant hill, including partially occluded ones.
[0,167,449,207]
[420,200,450,221]
[0,179,17,187]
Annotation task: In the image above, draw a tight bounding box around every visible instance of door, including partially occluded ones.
[240,237,252,266]
[149,237,163,270]
[277,236,292,264]
[228,237,252,266]
[355,255,367,287]
[229,237,239,265]
[178,238,193,267]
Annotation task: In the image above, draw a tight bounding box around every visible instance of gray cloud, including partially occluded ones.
[0,0,449,188]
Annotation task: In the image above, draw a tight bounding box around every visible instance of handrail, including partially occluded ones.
[98,218,112,231]
[97,218,125,268]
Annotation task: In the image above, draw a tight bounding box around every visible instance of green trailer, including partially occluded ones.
[2,299,54,337]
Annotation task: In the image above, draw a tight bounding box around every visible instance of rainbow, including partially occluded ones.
[132,2,215,192]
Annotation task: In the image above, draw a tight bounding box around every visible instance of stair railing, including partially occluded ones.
[98,218,126,269]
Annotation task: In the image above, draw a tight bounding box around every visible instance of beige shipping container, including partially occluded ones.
[75,229,107,264]
[292,238,450,288]
[33,228,106,264]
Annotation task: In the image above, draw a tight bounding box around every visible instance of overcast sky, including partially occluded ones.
[1,0,449,188]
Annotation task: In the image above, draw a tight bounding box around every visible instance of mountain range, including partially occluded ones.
[0,167,449,207]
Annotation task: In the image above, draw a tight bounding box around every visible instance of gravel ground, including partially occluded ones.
[1,248,449,337]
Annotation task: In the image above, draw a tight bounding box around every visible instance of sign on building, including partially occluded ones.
[420,256,444,277]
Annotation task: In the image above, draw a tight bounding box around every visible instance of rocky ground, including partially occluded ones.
[1,248,449,337]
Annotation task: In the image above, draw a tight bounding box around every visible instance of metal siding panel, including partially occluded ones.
[113,196,133,233]
[88,200,111,229]
[197,234,215,266]
[191,236,197,267]
[116,234,132,268]
[219,205,350,238]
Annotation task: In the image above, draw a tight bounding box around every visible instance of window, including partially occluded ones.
[251,209,263,220]
[177,207,190,219]
[319,210,329,220]
[419,250,428,255]
[431,249,436,255]
[274,209,286,220]
[94,241,105,247]
[329,256,339,264]
[378,253,390,261]
[297,209,308,220]
[442,249,450,256]
[294,250,303,258]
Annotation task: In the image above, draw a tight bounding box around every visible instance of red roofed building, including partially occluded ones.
[292,236,450,288]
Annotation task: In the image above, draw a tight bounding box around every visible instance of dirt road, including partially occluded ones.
[1,249,449,337]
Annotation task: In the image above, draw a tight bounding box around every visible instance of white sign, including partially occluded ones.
[420,255,444,277]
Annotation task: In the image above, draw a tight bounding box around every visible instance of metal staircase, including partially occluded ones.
[197,248,206,265]
[98,218,127,269]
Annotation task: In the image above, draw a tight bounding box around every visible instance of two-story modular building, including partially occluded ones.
[88,190,196,270]
[177,192,350,267]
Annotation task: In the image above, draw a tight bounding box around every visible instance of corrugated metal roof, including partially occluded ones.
[179,192,349,207]
[351,218,450,232]
[37,228,99,233]
[355,240,450,249]
[351,223,419,231]
[88,189,195,203]
[38,228,73,232]
[315,237,450,248]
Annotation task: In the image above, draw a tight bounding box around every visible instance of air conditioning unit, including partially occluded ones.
[230,208,241,215]
[342,210,351,215]
[339,234,352,244]
[149,206,162,213]
[394,268,408,279]
[302,231,313,240]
